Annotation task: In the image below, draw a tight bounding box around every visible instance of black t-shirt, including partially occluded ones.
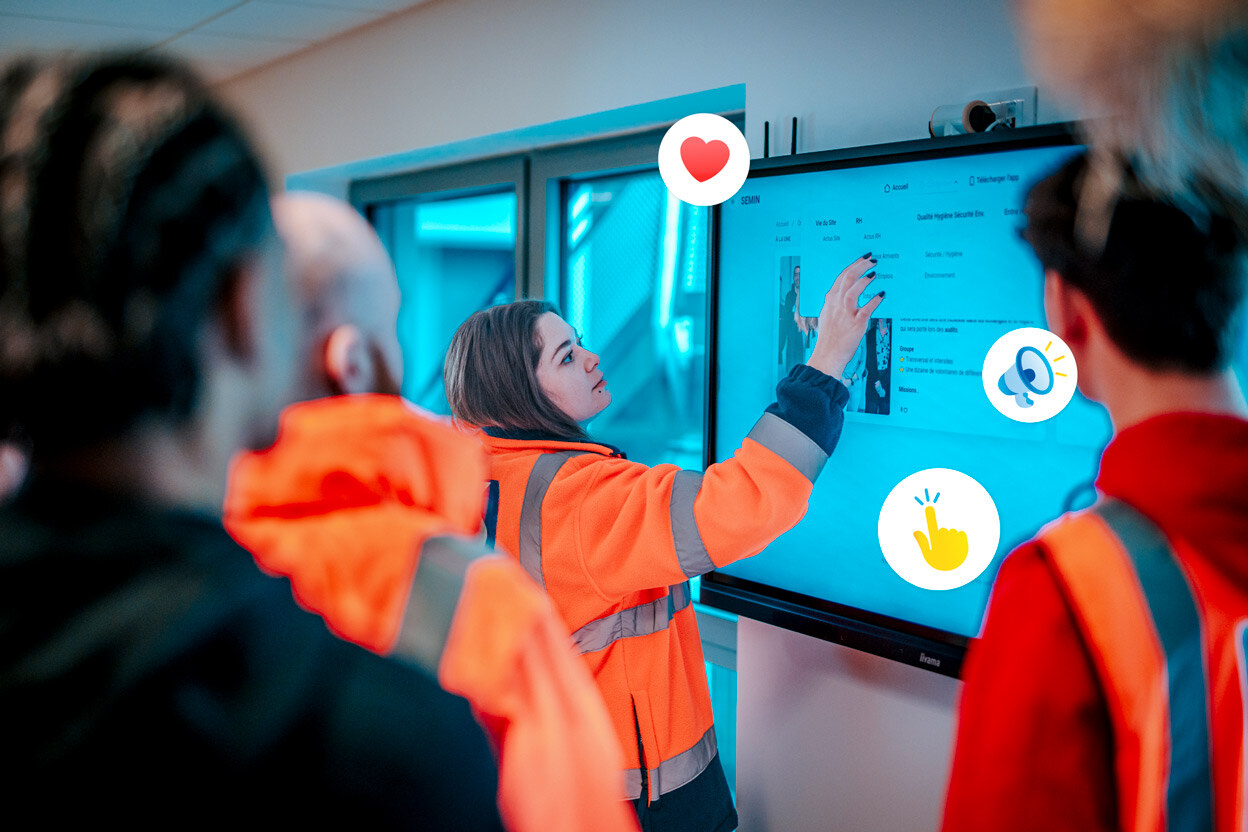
[0,479,503,828]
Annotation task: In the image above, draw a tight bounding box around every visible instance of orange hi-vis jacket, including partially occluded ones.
[225,395,638,832]
[482,404,833,802]
[1039,499,1244,832]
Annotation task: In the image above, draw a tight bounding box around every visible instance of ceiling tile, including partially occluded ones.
[0,1,239,31]
[0,15,171,53]
[197,1,383,44]
[261,0,432,14]
[0,0,435,84]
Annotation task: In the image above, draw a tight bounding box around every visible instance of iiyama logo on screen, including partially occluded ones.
[919,653,942,668]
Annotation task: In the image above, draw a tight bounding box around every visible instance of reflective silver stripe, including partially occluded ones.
[391,535,490,674]
[624,725,719,801]
[572,581,693,654]
[746,411,828,483]
[670,470,715,578]
[653,725,718,799]
[624,768,644,801]
[518,451,585,589]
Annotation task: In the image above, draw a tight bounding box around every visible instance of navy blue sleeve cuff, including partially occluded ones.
[763,364,849,457]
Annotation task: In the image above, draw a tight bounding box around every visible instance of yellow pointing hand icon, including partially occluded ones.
[913,505,968,571]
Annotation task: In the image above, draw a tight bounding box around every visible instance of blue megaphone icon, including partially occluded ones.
[997,346,1054,408]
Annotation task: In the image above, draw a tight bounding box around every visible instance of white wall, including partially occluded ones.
[738,620,961,831]
[221,0,1055,182]
[219,2,1057,828]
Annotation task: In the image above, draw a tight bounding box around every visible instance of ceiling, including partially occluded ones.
[0,0,432,82]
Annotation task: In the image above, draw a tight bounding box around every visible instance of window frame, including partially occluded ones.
[348,111,743,302]
[351,153,530,301]
[348,110,743,746]
[527,124,670,301]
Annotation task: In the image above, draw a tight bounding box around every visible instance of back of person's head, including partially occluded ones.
[1023,150,1246,373]
[272,191,402,399]
[444,300,587,439]
[0,51,278,454]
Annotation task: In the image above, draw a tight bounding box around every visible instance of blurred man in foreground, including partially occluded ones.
[0,53,502,827]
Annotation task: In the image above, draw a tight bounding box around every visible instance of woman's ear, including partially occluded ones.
[323,324,372,395]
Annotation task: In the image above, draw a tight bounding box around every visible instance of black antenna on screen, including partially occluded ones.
[791,116,798,155]
[763,120,770,158]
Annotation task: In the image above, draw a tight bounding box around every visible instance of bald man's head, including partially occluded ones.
[273,192,403,400]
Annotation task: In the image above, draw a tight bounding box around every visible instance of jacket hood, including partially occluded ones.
[225,395,487,536]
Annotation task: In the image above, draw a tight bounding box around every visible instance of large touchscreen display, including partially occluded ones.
[712,140,1110,638]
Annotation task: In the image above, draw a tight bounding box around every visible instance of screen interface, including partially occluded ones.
[713,141,1110,638]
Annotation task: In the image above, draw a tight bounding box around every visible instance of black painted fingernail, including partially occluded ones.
[870,258,878,264]
[862,251,872,259]
[865,271,876,279]
[879,291,886,298]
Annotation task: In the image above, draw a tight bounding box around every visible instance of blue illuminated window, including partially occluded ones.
[372,190,517,413]
[561,171,709,469]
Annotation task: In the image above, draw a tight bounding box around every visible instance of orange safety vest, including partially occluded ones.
[1040,499,1245,832]
[225,395,487,652]
[482,411,826,801]
[225,395,639,832]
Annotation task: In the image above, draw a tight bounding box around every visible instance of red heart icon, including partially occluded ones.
[680,137,730,182]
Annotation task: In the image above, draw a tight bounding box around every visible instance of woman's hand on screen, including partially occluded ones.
[805,254,883,379]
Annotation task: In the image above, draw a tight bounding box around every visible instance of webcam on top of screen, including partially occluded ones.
[929,86,1037,137]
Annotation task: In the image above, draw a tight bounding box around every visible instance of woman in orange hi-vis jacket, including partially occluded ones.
[444,254,883,832]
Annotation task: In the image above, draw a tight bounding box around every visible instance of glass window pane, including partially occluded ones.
[561,171,709,469]
[373,191,517,413]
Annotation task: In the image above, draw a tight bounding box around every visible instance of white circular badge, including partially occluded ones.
[877,468,1000,591]
[982,327,1078,423]
[657,113,750,207]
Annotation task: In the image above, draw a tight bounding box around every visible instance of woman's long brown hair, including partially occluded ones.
[444,300,589,439]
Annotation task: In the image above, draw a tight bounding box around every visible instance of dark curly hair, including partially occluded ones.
[0,52,274,451]
[1022,150,1246,373]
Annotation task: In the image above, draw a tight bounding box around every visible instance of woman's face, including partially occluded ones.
[535,312,611,423]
